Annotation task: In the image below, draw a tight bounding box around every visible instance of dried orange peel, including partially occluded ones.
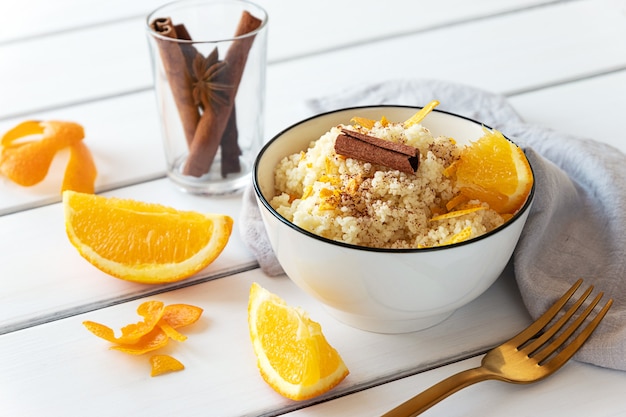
[84,301,203,376]
[150,354,185,376]
[0,120,97,193]
[83,300,166,345]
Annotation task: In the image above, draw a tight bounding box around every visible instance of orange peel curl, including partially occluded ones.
[0,120,96,193]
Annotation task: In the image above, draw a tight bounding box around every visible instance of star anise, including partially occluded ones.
[191,48,232,110]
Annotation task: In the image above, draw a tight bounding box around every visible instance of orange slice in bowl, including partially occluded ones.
[63,191,233,284]
[453,129,533,214]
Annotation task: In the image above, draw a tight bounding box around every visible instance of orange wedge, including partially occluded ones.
[248,282,349,401]
[453,129,533,214]
[63,190,233,283]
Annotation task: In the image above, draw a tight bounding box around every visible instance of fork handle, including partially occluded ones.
[381,367,493,417]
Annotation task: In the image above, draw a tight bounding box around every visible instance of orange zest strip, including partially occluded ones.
[430,206,486,221]
[445,194,469,211]
[444,226,473,245]
[350,116,376,129]
[404,100,440,127]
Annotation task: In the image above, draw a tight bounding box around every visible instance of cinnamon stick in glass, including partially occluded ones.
[220,107,241,177]
[150,18,199,148]
[183,10,262,177]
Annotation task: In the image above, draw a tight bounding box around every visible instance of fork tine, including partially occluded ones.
[543,297,613,370]
[520,284,594,356]
[531,291,603,363]
[509,279,583,347]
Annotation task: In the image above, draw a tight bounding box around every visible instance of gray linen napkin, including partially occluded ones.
[239,79,626,371]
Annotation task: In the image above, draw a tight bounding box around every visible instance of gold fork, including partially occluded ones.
[382,279,613,417]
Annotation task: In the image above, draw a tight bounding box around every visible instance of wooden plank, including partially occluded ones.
[509,70,626,154]
[0,0,554,44]
[0,19,151,119]
[2,0,623,120]
[257,0,556,62]
[265,0,626,130]
[0,267,532,416]
[0,0,164,43]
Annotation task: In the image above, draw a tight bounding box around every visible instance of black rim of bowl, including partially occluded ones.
[253,105,536,253]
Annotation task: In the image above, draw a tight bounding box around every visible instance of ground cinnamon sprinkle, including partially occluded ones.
[270,120,505,248]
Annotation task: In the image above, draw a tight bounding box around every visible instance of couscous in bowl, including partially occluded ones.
[253,105,534,333]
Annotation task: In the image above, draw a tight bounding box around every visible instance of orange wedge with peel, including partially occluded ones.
[453,128,533,214]
[248,282,349,401]
[63,190,233,284]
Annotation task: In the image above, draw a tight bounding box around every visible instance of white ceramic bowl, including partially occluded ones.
[253,106,534,333]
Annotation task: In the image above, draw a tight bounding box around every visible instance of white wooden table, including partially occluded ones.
[1,1,625,416]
